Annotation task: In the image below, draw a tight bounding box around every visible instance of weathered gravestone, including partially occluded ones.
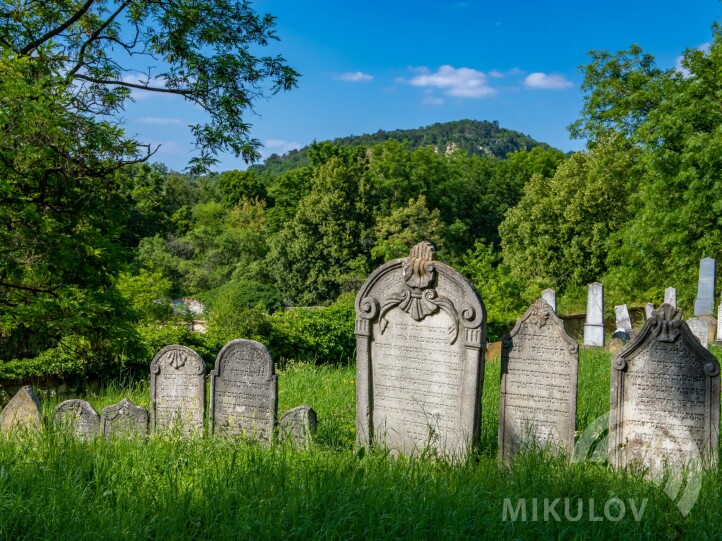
[718,302,722,345]
[645,303,655,320]
[355,241,486,458]
[209,339,277,441]
[583,282,605,347]
[279,405,317,447]
[0,386,42,433]
[687,317,709,348]
[664,287,677,309]
[499,299,578,460]
[541,288,557,313]
[150,345,206,435]
[53,399,99,438]
[699,314,717,344]
[694,257,716,317]
[609,304,720,472]
[101,398,149,437]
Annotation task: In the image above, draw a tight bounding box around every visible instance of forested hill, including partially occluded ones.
[251,119,551,175]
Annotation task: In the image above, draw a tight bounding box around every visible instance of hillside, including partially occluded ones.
[251,119,553,175]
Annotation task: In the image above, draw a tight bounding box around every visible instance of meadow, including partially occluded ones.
[1,349,722,540]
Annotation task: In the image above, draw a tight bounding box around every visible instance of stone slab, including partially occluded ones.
[687,317,709,348]
[355,241,486,459]
[499,298,578,460]
[101,398,148,437]
[210,339,277,442]
[0,386,42,433]
[694,258,716,316]
[664,287,677,309]
[645,303,655,320]
[615,304,632,333]
[53,399,99,438]
[279,405,318,447]
[583,282,604,346]
[541,288,557,313]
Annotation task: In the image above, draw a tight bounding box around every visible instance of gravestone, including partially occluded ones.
[0,386,42,433]
[101,398,149,437]
[645,303,655,320]
[615,304,632,333]
[355,241,486,458]
[279,405,317,447]
[609,304,720,472]
[583,282,605,346]
[694,258,716,316]
[664,287,677,309]
[718,302,722,345]
[541,288,557,313]
[699,314,717,344]
[53,399,99,438]
[150,345,206,435]
[209,339,277,441]
[499,299,578,460]
[687,317,709,348]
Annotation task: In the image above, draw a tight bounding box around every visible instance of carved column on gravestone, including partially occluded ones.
[583,282,605,346]
[53,399,100,438]
[499,299,578,460]
[209,339,277,442]
[609,304,720,472]
[150,345,206,435]
[355,241,486,459]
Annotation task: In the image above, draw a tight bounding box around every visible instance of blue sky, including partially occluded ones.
[122,1,722,172]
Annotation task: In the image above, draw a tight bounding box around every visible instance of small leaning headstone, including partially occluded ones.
[279,405,318,447]
[53,399,99,438]
[644,303,655,320]
[583,282,605,346]
[541,288,557,313]
[101,398,149,437]
[664,287,677,309]
[0,386,42,433]
[694,257,716,317]
[687,317,709,348]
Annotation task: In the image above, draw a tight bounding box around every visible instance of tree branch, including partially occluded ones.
[72,73,195,98]
[19,0,98,55]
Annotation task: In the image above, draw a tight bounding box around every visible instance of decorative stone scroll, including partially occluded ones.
[609,304,720,472]
[0,386,42,433]
[210,339,277,442]
[150,345,206,435]
[499,299,578,460]
[279,405,318,447]
[53,399,99,438]
[355,241,486,459]
[100,398,149,437]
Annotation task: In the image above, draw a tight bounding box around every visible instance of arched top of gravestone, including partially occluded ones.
[101,398,149,422]
[614,304,720,376]
[150,345,205,376]
[211,339,274,379]
[53,399,100,422]
[502,298,578,354]
[355,241,485,345]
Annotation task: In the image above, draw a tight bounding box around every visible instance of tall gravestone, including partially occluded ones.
[53,399,99,438]
[499,298,578,460]
[150,345,206,435]
[609,304,720,472]
[541,288,557,313]
[355,241,486,458]
[664,287,677,309]
[210,339,277,442]
[694,258,716,316]
[583,282,605,346]
[279,405,317,447]
[100,398,149,437]
[687,317,709,348]
[0,386,42,433]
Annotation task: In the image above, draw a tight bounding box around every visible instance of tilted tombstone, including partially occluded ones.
[150,345,206,435]
[694,257,716,317]
[609,304,720,472]
[583,282,605,346]
[499,299,578,460]
[53,399,99,438]
[209,339,277,442]
[100,398,148,437]
[541,288,557,313]
[687,317,709,348]
[355,241,486,459]
[645,303,655,320]
[664,287,677,309]
[279,405,317,447]
[0,386,42,433]
[615,304,632,333]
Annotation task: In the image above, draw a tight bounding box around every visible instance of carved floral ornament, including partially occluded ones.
[151,346,205,375]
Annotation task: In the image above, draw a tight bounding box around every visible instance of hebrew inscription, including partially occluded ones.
[499,299,578,459]
[53,399,100,438]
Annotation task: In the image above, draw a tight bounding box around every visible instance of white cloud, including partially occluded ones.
[136,117,183,125]
[488,69,504,79]
[421,96,444,106]
[336,71,374,82]
[523,72,573,90]
[407,65,497,98]
[264,139,302,154]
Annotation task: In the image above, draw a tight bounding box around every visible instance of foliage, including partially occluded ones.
[116,269,174,322]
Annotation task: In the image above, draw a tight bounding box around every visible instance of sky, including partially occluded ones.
[121,1,722,172]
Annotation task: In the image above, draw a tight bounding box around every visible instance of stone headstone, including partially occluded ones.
[0,386,42,433]
[583,282,605,346]
[499,299,578,460]
[687,317,709,348]
[279,405,318,447]
[209,339,277,441]
[541,288,557,313]
[53,399,99,438]
[355,241,486,458]
[664,287,677,309]
[101,398,149,437]
[150,345,206,435]
[615,304,632,333]
[694,258,716,316]
[699,314,717,344]
[717,304,722,345]
[609,304,720,472]
[644,303,655,320]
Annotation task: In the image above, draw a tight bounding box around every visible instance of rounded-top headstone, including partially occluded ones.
[279,405,318,447]
[53,399,100,438]
[100,398,149,437]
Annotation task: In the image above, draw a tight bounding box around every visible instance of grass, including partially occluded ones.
[0,349,721,539]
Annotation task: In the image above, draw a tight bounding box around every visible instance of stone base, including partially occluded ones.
[583,324,605,347]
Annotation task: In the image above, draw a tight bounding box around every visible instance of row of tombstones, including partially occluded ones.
[355,242,720,472]
[0,339,317,446]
